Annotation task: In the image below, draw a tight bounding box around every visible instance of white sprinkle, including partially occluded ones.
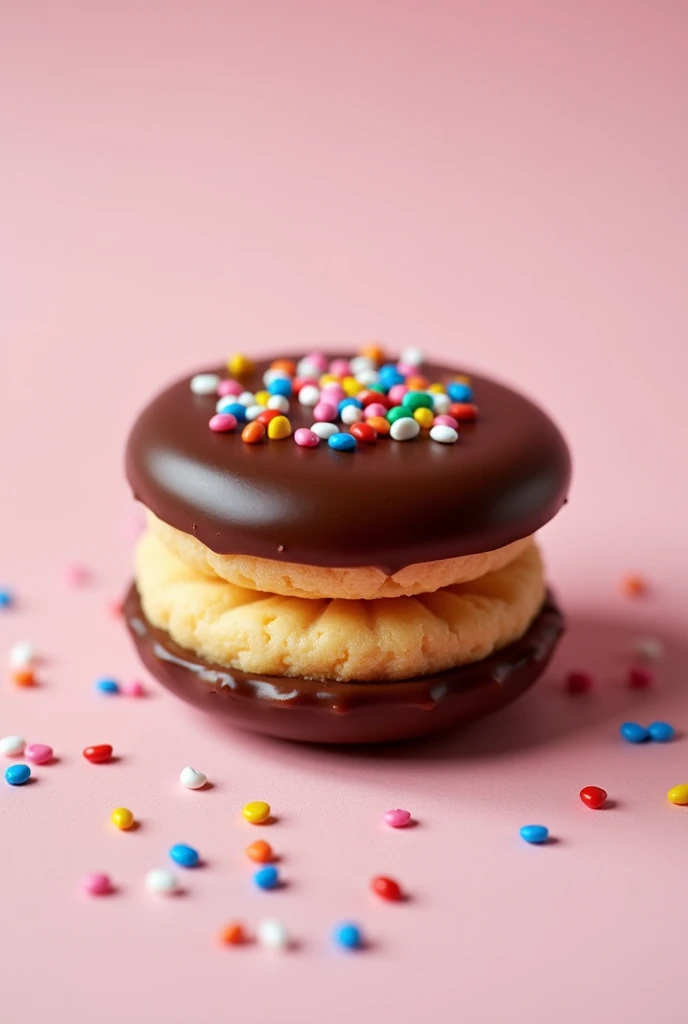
[297,358,320,379]
[179,766,208,790]
[400,346,424,367]
[356,368,379,387]
[633,637,664,662]
[390,418,421,441]
[9,642,36,669]
[257,918,290,950]
[0,735,26,757]
[350,356,375,375]
[216,396,238,414]
[341,405,363,425]
[432,393,451,415]
[311,422,338,440]
[430,425,458,444]
[267,395,290,413]
[190,373,221,396]
[145,868,179,894]
[245,404,264,421]
[298,384,321,407]
[263,368,290,387]
[238,391,256,407]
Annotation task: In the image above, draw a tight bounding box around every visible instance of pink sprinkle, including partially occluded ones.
[108,599,123,618]
[388,384,408,405]
[313,401,337,422]
[628,665,654,689]
[292,376,317,395]
[294,428,320,448]
[565,671,594,694]
[123,680,146,697]
[82,872,112,896]
[306,351,328,372]
[209,413,237,433]
[65,563,89,587]
[363,403,389,420]
[383,808,411,828]
[24,743,53,765]
[217,379,242,397]
[321,384,346,405]
[329,358,351,378]
[434,415,459,429]
[396,362,416,377]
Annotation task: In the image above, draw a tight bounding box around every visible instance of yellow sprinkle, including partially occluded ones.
[243,800,271,824]
[267,415,292,440]
[428,383,446,394]
[341,376,363,397]
[111,807,135,830]
[668,785,688,805]
[254,390,270,406]
[413,407,434,429]
[227,353,255,377]
[319,373,338,386]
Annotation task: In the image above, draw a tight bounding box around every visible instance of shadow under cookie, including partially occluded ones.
[124,583,564,744]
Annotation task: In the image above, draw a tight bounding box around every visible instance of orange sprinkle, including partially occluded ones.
[219,922,247,946]
[270,358,296,376]
[621,574,647,598]
[406,375,429,390]
[366,415,391,436]
[359,343,386,364]
[245,839,274,864]
[12,669,36,687]
[241,421,266,444]
[454,373,472,384]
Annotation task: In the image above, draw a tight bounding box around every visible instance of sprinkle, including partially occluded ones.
[64,563,89,586]
[579,786,607,809]
[350,422,377,444]
[145,868,179,894]
[94,677,120,696]
[267,415,292,440]
[257,918,290,950]
[111,807,135,830]
[405,375,429,391]
[254,865,280,890]
[633,637,664,662]
[565,671,594,694]
[227,353,255,377]
[356,369,380,387]
[238,391,256,407]
[648,721,675,743]
[215,399,247,421]
[341,405,363,425]
[267,394,290,413]
[12,669,36,687]
[371,876,403,901]
[83,744,114,764]
[122,680,145,697]
[390,418,420,441]
[341,376,363,397]
[329,358,351,378]
[432,393,452,415]
[169,843,200,868]
[209,412,238,433]
[24,743,53,764]
[668,785,688,806]
[328,432,357,452]
[621,574,647,598]
[305,352,328,373]
[628,666,653,689]
[242,421,266,444]
[82,872,112,896]
[519,824,549,844]
[350,356,376,375]
[428,383,446,394]
[366,415,391,436]
[387,383,408,405]
[400,346,424,367]
[245,840,274,863]
[0,736,26,756]
[359,343,386,363]
[310,422,338,441]
[298,384,321,407]
[363,403,389,420]
[190,373,221,396]
[447,382,473,402]
[387,406,413,424]
[297,358,323,379]
[414,407,435,429]
[402,391,433,412]
[433,415,459,429]
[619,722,649,744]
[254,389,270,406]
[219,922,247,946]
[9,642,37,669]
[294,428,319,448]
[217,379,242,397]
[263,368,290,387]
[320,383,346,405]
[179,766,208,790]
[0,588,13,608]
[313,401,337,422]
[243,800,271,824]
[5,763,31,786]
[257,409,281,427]
[449,402,478,421]
[268,378,292,398]
[383,808,411,828]
[429,425,458,444]
[332,922,364,950]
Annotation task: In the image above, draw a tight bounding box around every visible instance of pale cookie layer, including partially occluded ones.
[135,530,546,682]
[146,510,533,600]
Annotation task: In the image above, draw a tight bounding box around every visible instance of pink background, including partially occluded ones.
[2,2,688,1021]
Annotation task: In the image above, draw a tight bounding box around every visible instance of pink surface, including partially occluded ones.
[1,2,688,1021]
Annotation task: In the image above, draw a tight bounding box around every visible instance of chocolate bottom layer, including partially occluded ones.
[124,584,564,744]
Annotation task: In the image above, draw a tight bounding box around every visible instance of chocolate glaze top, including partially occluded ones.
[125,357,571,572]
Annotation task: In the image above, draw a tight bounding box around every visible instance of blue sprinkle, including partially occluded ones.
[0,589,13,609]
[328,433,357,452]
[216,400,247,422]
[268,378,292,398]
[620,721,650,744]
[95,677,120,695]
[648,721,675,743]
[169,843,200,868]
[254,865,280,890]
[337,397,363,414]
[447,382,473,402]
[333,921,363,950]
[519,824,549,844]
[5,764,31,786]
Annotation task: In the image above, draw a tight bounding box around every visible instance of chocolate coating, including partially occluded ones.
[124,583,564,744]
[125,358,571,573]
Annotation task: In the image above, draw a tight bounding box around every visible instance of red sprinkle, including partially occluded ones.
[565,671,594,694]
[621,574,647,597]
[628,665,653,689]
[359,390,392,410]
[579,786,608,809]
[371,876,403,902]
[219,921,247,946]
[83,744,113,764]
[257,409,282,427]
[350,422,377,444]
[448,402,478,421]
